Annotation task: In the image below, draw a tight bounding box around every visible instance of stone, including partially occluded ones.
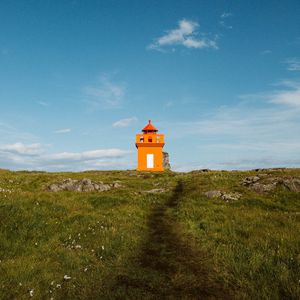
[242,176,260,186]
[251,183,277,193]
[112,182,122,188]
[221,192,242,201]
[242,174,300,193]
[203,190,241,201]
[47,178,123,193]
[82,178,92,185]
[48,184,61,192]
[283,178,300,192]
[203,190,222,198]
[163,152,171,170]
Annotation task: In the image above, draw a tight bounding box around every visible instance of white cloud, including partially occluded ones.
[240,80,300,108]
[284,58,300,71]
[113,117,137,128]
[0,144,132,171]
[48,149,129,161]
[267,80,300,107]
[54,128,71,134]
[84,75,125,109]
[148,19,218,51]
[0,143,45,156]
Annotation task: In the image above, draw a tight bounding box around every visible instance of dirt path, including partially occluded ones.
[112,181,231,299]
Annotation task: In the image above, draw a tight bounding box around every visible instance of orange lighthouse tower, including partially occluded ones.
[136,120,165,171]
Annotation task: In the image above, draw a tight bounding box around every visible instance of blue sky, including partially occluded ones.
[1,0,300,171]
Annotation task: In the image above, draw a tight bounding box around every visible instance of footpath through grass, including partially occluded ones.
[0,169,299,299]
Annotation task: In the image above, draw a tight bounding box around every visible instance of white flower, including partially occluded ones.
[29,289,34,297]
[64,275,71,280]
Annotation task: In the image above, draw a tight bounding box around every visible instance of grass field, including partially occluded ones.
[0,168,299,299]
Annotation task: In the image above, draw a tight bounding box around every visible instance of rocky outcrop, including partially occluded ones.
[242,175,300,193]
[48,178,123,192]
[163,152,171,170]
[203,190,242,201]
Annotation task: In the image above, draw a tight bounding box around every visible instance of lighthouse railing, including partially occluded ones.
[136,134,164,143]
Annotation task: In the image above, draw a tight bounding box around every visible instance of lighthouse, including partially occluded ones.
[135,120,165,171]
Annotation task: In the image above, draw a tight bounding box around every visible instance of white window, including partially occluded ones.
[146,154,154,168]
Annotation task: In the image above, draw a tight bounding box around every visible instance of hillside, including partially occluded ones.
[0,168,299,299]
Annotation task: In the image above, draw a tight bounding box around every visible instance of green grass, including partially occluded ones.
[0,169,299,299]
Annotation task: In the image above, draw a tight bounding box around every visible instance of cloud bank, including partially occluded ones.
[0,143,132,171]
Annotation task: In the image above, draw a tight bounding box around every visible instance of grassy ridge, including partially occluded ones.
[0,169,299,299]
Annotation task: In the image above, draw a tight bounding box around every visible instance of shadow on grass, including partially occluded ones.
[110,181,232,299]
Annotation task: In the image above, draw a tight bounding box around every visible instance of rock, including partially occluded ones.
[96,182,111,192]
[242,174,300,193]
[144,188,167,193]
[48,178,123,192]
[203,190,241,201]
[283,178,300,192]
[112,182,123,188]
[48,184,62,192]
[251,183,277,193]
[163,152,171,170]
[82,178,92,185]
[242,176,260,186]
[221,192,242,201]
[203,190,222,198]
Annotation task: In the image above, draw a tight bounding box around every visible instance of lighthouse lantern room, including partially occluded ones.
[135,120,165,171]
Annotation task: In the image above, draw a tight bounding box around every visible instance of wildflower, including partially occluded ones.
[101,245,104,250]
[64,275,71,280]
[29,289,34,297]
[84,267,88,272]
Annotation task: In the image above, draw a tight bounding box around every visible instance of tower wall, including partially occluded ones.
[136,144,164,171]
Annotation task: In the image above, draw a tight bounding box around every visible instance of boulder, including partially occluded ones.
[242,176,260,186]
[283,178,300,192]
[203,190,241,201]
[163,152,171,170]
[221,192,242,201]
[203,190,222,198]
[251,182,277,193]
[241,175,300,193]
[48,178,122,192]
